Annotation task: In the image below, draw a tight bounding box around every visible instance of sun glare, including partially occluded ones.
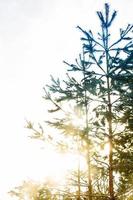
[28,143,87,186]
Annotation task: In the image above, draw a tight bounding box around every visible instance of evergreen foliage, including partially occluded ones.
[43,3,133,199]
[11,3,132,200]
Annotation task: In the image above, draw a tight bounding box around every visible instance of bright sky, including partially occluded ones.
[0,0,132,199]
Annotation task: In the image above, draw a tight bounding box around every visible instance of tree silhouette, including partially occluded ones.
[23,3,133,200]
[43,3,132,199]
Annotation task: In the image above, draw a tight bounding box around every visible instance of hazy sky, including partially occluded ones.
[0,0,132,199]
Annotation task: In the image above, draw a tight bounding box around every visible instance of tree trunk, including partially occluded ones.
[83,50,93,200]
[107,76,115,200]
[105,20,115,199]
[88,155,92,200]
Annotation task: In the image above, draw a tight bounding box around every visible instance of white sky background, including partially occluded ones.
[0,0,132,199]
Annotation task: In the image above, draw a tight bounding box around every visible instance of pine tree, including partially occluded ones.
[27,3,133,200]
